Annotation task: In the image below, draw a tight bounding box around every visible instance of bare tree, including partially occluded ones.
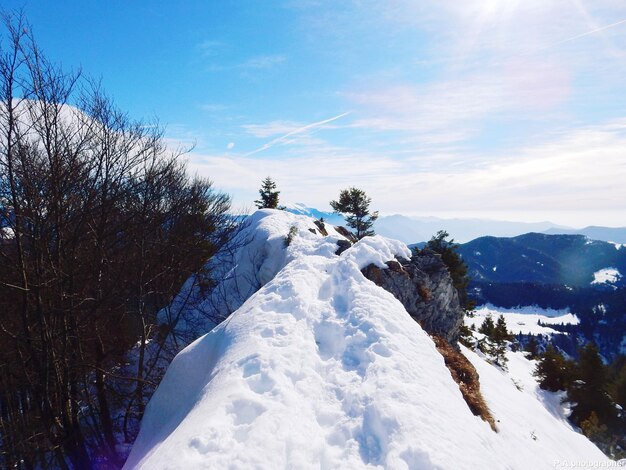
[0,12,236,469]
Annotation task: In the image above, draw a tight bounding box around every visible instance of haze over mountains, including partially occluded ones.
[284,203,626,244]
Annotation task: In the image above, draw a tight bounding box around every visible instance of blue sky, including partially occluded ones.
[4,0,626,226]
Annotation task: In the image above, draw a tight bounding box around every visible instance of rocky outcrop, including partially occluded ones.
[334,226,358,243]
[362,248,464,344]
[334,239,352,256]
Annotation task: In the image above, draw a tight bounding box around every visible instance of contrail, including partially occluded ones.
[245,111,351,156]
[539,18,626,51]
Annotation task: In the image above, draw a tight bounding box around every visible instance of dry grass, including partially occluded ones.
[432,335,498,432]
[417,284,431,301]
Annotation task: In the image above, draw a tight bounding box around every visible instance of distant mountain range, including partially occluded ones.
[543,226,626,245]
[282,203,345,226]
[454,232,625,360]
[457,233,625,287]
[283,203,626,244]
[375,214,568,244]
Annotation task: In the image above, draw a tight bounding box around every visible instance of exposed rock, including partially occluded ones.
[313,220,328,236]
[334,226,357,243]
[335,239,352,256]
[386,260,403,273]
[362,248,464,343]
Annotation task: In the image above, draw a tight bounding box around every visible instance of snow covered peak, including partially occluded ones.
[282,202,346,226]
[126,210,609,469]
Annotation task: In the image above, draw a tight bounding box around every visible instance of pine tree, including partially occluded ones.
[568,343,615,426]
[458,323,474,348]
[478,315,495,337]
[490,342,508,367]
[493,315,513,343]
[524,336,540,359]
[477,315,500,363]
[330,187,378,239]
[426,230,474,311]
[255,177,281,209]
[486,315,512,367]
[534,345,570,391]
[580,412,609,443]
[613,363,626,409]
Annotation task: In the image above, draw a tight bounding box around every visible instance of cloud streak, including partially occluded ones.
[533,17,626,53]
[244,111,351,156]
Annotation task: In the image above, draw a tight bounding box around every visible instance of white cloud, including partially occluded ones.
[186,0,626,226]
[345,61,571,144]
[188,119,626,223]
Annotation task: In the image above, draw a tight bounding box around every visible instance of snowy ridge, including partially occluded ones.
[125,210,608,469]
[201,209,347,318]
[158,209,347,338]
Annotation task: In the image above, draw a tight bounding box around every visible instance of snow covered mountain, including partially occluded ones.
[124,210,609,469]
[458,233,626,287]
[456,233,626,360]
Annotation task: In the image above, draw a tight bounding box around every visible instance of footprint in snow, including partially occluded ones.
[259,326,288,338]
[189,434,220,454]
[229,399,266,426]
[239,355,276,394]
[247,372,275,394]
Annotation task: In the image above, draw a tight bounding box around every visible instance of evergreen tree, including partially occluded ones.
[524,336,540,359]
[426,231,474,311]
[478,314,495,337]
[491,340,509,367]
[488,315,512,366]
[568,343,615,426]
[613,363,626,409]
[493,315,514,343]
[458,323,474,348]
[580,412,609,444]
[330,187,378,239]
[534,344,571,392]
[606,356,626,406]
[476,314,506,365]
[255,177,281,209]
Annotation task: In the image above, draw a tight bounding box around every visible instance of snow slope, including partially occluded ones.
[591,267,622,285]
[125,210,609,469]
[462,347,601,467]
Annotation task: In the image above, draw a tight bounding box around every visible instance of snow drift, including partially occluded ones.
[125,210,609,469]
